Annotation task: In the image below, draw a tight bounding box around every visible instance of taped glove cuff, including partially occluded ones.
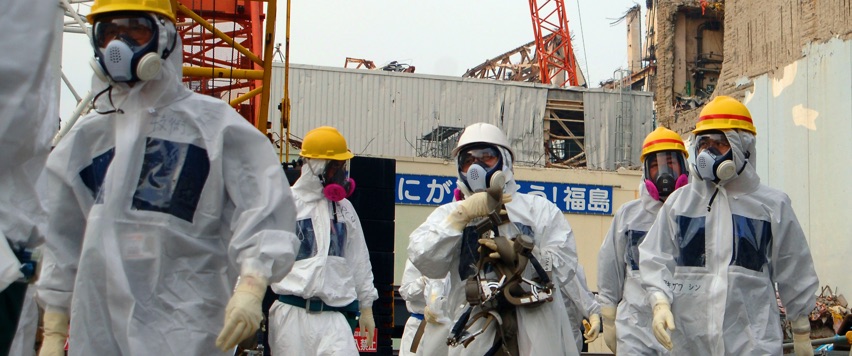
[601,305,617,325]
[43,310,70,338]
[791,316,811,335]
[649,291,670,308]
[235,274,268,300]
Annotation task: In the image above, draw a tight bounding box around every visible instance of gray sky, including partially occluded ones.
[59,0,643,120]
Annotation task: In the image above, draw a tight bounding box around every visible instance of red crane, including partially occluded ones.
[528,0,580,86]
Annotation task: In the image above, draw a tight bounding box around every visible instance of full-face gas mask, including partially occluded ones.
[457,145,503,193]
[316,159,355,202]
[91,12,176,83]
[694,132,736,182]
[643,150,688,201]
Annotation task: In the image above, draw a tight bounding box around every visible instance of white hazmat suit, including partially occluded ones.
[408,146,580,356]
[399,259,427,356]
[36,33,300,354]
[561,264,601,353]
[639,130,819,355]
[0,0,58,289]
[597,183,671,355]
[399,260,451,356]
[268,159,378,355]
[1,2,58,353]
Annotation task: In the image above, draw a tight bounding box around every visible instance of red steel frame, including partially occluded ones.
[528,0,579,87]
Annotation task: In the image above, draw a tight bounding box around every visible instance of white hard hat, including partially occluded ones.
[452,123,515,159]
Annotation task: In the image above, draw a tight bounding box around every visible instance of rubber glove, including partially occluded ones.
[359,307,376,347]
[601,305,617,353]
[651,301,675,350]
[215,274,267,351]
[791,316,813,356]
[446,191,512,230]
[477,238,515,260]
[39,309,69,356]
[583,313,601,343]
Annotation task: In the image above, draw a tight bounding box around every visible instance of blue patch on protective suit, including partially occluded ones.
[296,219,318,260]
[626,230,647,270]
[512,223,534,237]
[675,216,706,267]
[328,220,347,258]
[459,226,480,280]
[730,215,772,272]
[79,148,114,203]
[132,138,209,222]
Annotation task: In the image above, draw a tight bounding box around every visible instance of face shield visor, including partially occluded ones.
[694,132,736,182]
[457,145,503,192]
[92,13,159,82]
[643,151,688,201]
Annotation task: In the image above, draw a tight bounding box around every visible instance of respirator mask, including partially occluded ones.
[92,13,175,83]
[458,145,503,193]
[694,132,736,182]
[643,150,688,201]
[319,159,355,202]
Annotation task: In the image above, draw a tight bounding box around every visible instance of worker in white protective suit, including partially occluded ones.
[561,264,601,353]
[0,1,58,354]
[596,126,688,355]
[268,126,378,355]
[35,0,301,354]
[399,259,452,356]
[399,259,428,356]
[408,122,580,355]
[638,96,819,355]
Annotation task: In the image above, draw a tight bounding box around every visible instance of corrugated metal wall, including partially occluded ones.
[269,63,654,170]
[583,89,654,170]
[269,64,550,164]
[744,38,852,292]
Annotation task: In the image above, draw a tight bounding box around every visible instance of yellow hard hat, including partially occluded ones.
[299,126,354,160]
[641,126,688,161]
[693,95,757,135]
[88,0,177,24]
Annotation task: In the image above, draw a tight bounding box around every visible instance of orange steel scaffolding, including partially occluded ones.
[528,0,579,87]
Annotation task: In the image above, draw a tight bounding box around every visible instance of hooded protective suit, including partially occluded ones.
[638,130,818,355]
[561,264,600,353]
[36,31,300,354]
[408,146,580,356]
[268,159,378,355]
[596,182,670,355]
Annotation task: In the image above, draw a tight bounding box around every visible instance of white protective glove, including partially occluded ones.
[359,307,376,348]
[652,301,675,350]
[39,310,69,356]
[215,275,267,351]
[446,191,512,231]
[424,305,439,324]
[601,305,617,353]
[583,313,601,343]
[791,316,814,356]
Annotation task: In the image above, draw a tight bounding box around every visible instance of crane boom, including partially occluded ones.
[528,0,579,86]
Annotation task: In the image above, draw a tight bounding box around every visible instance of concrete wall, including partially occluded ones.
[743,38,852,294]
[656,0,852,133]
